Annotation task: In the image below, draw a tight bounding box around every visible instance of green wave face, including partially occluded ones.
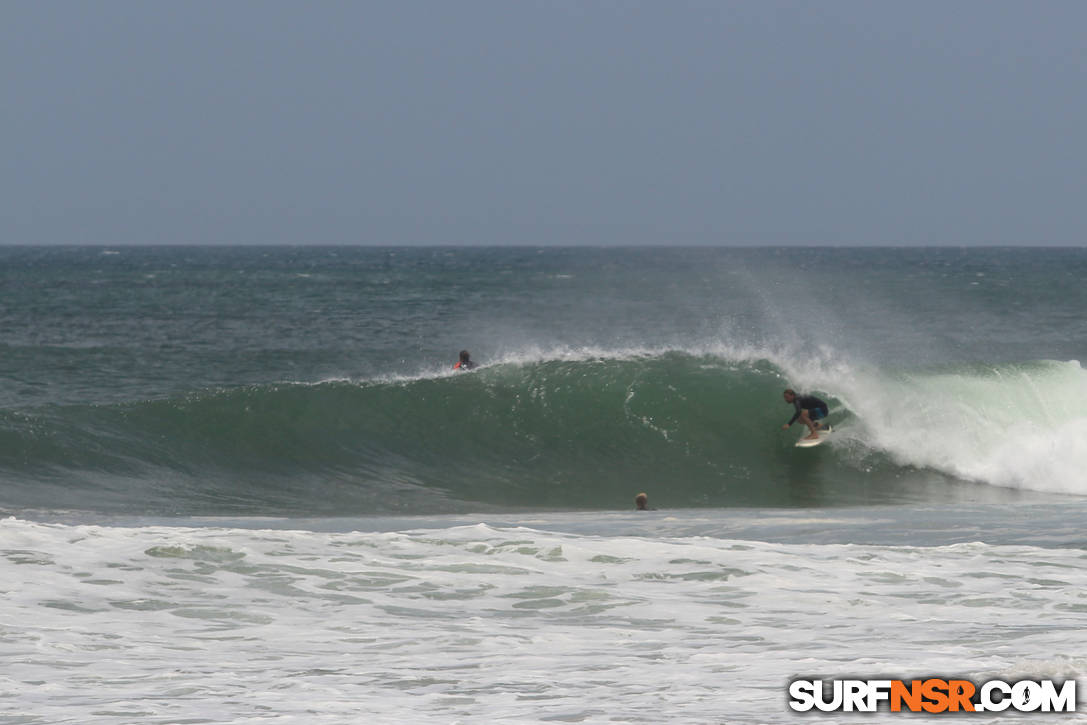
[1,353,1079,515]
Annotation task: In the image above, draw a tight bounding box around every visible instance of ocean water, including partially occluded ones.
[1,245,1086,723]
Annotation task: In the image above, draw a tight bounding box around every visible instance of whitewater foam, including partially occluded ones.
[3,516,1085,724]
[826,359,1087,495]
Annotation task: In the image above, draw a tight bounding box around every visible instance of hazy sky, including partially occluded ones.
[3,1,1086,246]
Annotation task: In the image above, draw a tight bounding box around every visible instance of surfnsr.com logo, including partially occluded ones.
[788,678,1077,713]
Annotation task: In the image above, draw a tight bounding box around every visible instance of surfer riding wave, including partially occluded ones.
[782,389,829,441]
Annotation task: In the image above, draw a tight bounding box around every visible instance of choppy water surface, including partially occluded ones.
[1,246,1085,722]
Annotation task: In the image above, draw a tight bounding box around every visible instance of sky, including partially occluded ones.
[2,1,1086,246]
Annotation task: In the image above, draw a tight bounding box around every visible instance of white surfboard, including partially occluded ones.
[795,427,832,448]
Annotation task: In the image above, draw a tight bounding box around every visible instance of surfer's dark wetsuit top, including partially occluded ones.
[787,395,829,426]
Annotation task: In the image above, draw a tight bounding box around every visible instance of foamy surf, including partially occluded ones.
[2,515,1085,724]
[823,359,1087,495]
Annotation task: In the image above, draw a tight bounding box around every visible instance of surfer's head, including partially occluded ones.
[634,492,648,510]
[783,389,796,403]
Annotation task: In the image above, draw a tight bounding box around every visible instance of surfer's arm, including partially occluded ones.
[785,403,801,427]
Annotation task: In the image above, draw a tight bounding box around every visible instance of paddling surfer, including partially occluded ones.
[454,350,477,371]
[781,389,829,440]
